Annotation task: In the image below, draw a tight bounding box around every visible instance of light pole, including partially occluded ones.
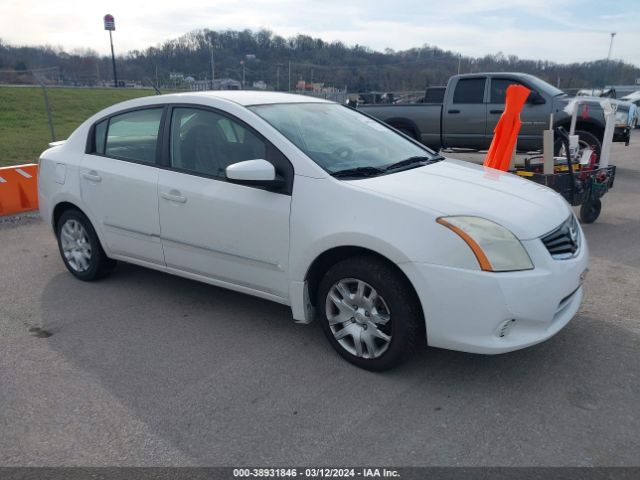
[210,45,215,90]
[103,14,118,87]
[604,32,616,88]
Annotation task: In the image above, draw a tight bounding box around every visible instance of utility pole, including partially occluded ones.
[457,54,462,75]
[210,47,215,90]
[276,64,281,91]
[241,60,245,89]
[604,32,616,88]
[288,61,291,92]
[103,14,118,87]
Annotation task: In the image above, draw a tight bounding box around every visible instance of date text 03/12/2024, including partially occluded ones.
[232,468,400,478]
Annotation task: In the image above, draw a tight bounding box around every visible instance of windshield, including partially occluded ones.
[249,103,437,174]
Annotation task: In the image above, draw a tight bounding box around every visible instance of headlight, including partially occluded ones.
[437,216,534,272]
[614,110,629,127]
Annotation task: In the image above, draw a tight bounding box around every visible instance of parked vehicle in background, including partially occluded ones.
[359,73,633,153]
[577,88,616,98]
[620,91,640,129]
[423,86,446,104]
[38,91,588,370]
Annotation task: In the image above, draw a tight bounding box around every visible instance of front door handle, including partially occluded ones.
[161,191,187,204]
[82,171,102,182]
[490,109,504,114]
[448,109,461,114]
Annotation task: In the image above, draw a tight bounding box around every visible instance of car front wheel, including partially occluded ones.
[56,209,116,281]
[317,256,423,371]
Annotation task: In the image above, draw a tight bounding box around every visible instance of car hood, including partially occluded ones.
[346,159,572,240]
[560,95,630,112]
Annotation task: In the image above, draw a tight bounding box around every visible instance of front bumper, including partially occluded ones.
[400,228,589,354]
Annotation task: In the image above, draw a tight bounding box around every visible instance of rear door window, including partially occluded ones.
[453,78,486,104]
[103,108,163,164]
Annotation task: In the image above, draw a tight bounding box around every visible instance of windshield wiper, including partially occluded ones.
[383,155,445,172]
[331,166,385,178]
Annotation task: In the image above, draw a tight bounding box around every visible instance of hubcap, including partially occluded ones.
[325,278,392,359]
[60,219,92,272]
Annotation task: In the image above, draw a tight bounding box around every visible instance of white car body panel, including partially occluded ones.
[80,154,164,265]
[38,91,589,357]
[158,169,291,298]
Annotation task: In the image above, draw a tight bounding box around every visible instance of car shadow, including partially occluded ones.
[38,262,640,465]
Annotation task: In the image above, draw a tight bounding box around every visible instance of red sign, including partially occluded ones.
[104,14,115,31]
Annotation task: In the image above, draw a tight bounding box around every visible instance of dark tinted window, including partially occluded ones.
[170,107,267,178]
[491,78,525,104]
[453,78,486,104]
[94,120,107,154]
[424,87,445,104]
[104,108,162,163]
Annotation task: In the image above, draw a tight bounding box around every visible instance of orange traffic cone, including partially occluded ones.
[484,84,531,171]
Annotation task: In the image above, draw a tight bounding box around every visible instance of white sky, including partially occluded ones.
[1,0,639,66]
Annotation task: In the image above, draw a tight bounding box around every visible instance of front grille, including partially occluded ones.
[541,215,581,260]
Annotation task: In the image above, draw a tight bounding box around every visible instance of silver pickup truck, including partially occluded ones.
[359,72,632,153]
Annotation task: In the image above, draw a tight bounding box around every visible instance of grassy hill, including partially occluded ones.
[0,86,157,166]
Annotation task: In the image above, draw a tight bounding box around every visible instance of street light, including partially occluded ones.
[604,32,616,88]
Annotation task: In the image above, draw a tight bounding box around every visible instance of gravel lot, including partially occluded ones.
[1,131,639,467]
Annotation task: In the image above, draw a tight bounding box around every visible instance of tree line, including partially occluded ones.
[1,28,639,92]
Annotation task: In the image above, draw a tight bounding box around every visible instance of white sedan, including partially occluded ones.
[38,91,588,370]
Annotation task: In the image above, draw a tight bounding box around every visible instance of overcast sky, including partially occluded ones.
[1,0,639,66]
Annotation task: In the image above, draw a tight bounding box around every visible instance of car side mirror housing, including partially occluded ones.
[226,159,285,189]
[528,91,546,105]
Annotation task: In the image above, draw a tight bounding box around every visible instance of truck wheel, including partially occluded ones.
[317,255,423,371]
[554,130,602,159]
[580,198,602,224]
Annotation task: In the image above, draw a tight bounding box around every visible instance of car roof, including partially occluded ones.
[152,90,332,107]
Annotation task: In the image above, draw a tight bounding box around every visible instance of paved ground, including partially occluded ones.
[1,132,639,467]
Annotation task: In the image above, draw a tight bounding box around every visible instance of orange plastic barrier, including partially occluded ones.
[484,84,531,171]
[0,163,39,216]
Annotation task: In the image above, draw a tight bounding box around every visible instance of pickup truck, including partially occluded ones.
[358,73,632,153]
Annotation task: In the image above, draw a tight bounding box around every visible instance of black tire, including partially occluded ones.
[317,255,423,371]
[580,198,602,224]
[554,129,602,160]
[56,209,116,281]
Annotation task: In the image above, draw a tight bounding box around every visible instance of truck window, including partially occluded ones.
[424,88,445,104]
[453,78,486,104]
[491,79,525,104]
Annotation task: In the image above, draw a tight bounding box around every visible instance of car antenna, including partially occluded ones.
[144,78,162,95]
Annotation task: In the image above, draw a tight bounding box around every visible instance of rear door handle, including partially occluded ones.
[82,171,102,182]
[490,109,504,114]
[161,191,187,204]
[448,109,461,114]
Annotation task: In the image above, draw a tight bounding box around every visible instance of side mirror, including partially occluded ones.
[226,159,285,189]
[528,91,546,105]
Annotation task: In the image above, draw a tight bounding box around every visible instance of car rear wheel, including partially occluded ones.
[56,209,116,281]
[317,256,422,371]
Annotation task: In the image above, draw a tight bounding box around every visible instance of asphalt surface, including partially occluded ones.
[1,132,639,467]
